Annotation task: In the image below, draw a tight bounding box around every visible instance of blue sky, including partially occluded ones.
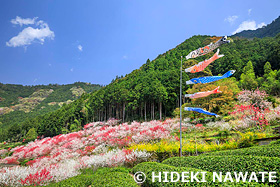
[0,0,279,86]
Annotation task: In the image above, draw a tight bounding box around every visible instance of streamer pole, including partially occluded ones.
[179,56,183,157]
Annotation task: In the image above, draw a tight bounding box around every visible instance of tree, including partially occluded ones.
[259,62,280,96]
[25,128,38,142]
[237,89,272,110]
[177,77,239,119]
[5,35,280,141]
[239,61,258,90]
[264,61,272,76]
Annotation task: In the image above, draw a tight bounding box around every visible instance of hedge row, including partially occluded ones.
[92,167,131,175]
[269,139,280,146]
[91,172,137,187]
[132,162,267,187]
[47,175,96,187]
[47,167,137,187]
[162,155,280,184]
[203,144,280,157]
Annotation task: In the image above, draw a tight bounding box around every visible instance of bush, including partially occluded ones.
[80,168,94,175]
[236,131,266,148]
[203,144,280,157]
[237,137,256,148]
[198,118,205,123]
[93,166,131,175]
[132,162,215,187]
[270,139,280,146]
[223,116,232,122]
[91,172,137,187]
[47,175,96,187]
[47,167,136,187]
[163,155,280,184]
[132,162,266,186]
[129,140,238,160]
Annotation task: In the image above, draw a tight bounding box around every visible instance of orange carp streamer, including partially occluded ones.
[185,49,224,73]
[185,86,222,99]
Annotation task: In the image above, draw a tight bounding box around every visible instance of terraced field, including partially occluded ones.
[31,140,280,186]
[132,140,280,186]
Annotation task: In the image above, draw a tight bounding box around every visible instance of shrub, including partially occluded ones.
[237,131,266,148]
[163,155,280,184]
[270,139,280,146]
[132,162,266,186]
[20,168,52,186]
[198,118,205,123]
[223,116,232,122]
[132,162,215,187]
[47,175,96,187]
[91,172,138,187]
[47,167,136,187]
[80,168,94,175]
[93,166,131,175]
[203,144,280,157]
[237,136,255,148]
[230,104,270,128]
[129,139,238,158]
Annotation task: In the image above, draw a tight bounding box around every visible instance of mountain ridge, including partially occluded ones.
[232,16,280,38]
[0,82,102,130]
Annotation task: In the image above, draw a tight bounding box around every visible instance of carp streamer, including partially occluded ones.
[184,107,218,117]
[185,36,230,59]
[185,86,222,99]
[186,70,235,85]
[185,49,224,73]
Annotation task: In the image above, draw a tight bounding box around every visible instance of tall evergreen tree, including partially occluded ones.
[239,61,258,90]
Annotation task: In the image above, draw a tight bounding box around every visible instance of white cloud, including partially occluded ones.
[257,22,266,28]
[70,68,74,72]
[224,15,238,24]
[232,20,266,34]
[6,17,54,47]
[248,9,252,16]
[77,44,83,52]
[11,16,37,26]
[122,55,128,59]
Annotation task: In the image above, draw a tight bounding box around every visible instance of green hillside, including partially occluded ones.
[233,16,280,38]
[0,82,102,133]
[3,32,280,142]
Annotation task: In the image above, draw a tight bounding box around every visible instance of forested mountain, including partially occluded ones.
[0,82,102,108]
[0,82,102,134]
[233,16,280,38]
[3,32,280,142]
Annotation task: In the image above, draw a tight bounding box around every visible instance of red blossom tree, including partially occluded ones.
[230,89,272,128]
[20,168,52,186]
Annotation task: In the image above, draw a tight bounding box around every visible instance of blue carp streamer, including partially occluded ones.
[186,70,235,85]
[184,107,218,116]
